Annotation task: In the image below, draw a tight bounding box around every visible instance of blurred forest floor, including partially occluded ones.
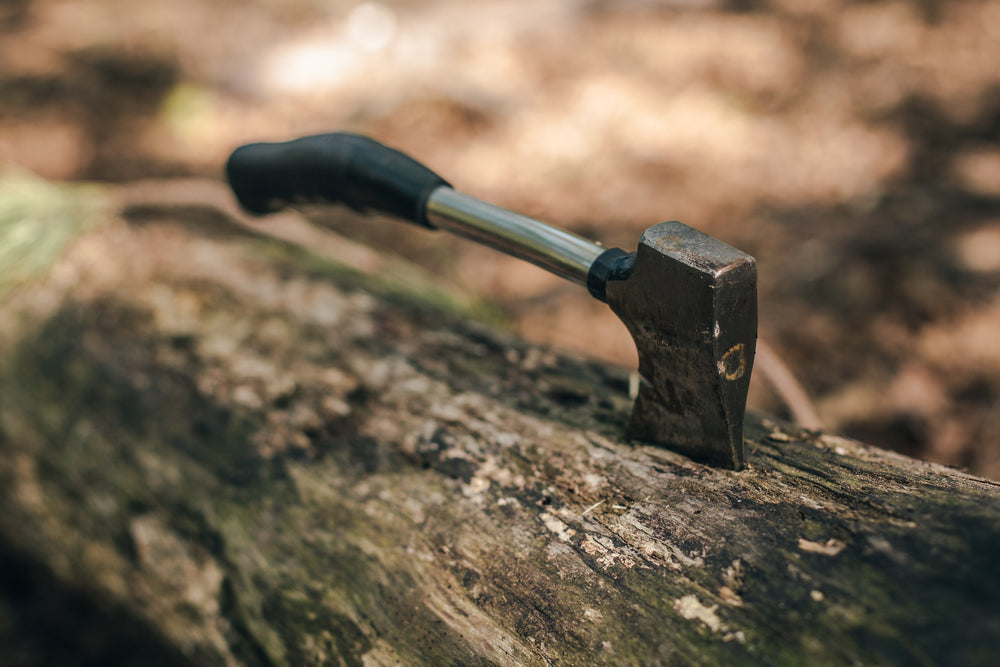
[1,0,999,477]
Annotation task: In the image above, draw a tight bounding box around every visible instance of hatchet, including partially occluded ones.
[226,133,757,469]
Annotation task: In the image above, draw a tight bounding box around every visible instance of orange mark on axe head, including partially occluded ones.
[719,343,746,381]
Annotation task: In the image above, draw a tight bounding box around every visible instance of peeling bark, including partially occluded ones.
[1,180,999,666]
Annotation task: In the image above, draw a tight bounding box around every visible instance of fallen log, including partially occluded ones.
[1,175,998,666]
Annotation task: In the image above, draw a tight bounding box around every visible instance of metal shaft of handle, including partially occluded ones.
[425,187,606,286]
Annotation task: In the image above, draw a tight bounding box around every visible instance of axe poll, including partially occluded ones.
[226,133,757,469]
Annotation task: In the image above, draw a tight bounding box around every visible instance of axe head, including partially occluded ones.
[605,222,757,470]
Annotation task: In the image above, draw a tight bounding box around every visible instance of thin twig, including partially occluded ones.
[755,338,824,430]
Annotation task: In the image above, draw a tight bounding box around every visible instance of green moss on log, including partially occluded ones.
[0,169,109,299]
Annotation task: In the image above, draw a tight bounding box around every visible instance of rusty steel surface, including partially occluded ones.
[607,222,758,469]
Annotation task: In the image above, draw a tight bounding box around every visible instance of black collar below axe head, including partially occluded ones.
[226,133,757,470]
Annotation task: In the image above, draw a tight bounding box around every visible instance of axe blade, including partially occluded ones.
[605,222,757,470]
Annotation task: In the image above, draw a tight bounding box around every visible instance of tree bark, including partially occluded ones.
[1,177,998,666]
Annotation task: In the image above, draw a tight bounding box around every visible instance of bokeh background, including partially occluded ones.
[2,0,999,477]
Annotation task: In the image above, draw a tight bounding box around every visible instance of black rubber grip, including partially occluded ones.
[587,248,634,303]
[226,133,450,228]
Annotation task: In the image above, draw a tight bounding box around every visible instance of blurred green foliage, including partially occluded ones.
[0,169,108,299]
